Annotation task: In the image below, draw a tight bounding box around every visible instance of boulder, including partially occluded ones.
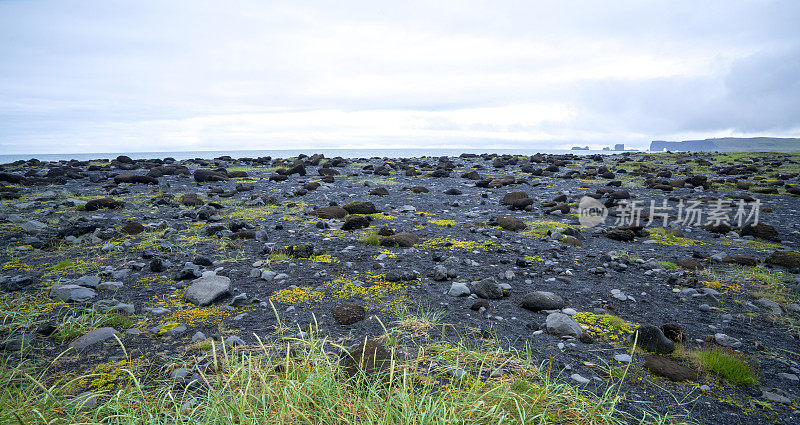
[193,169,228,183]
[343,201,378,215]
[631,325,675,354]
[183,275,231,306]
[766,251,800,268]
[332,304,366,325]
[84,198,124,211]
[545,313,582,337]
[644,354,697,382]
[740,223,779,241]
[473,278,503,299]
[496,216,526,231]
[311,206,348,219]
[69,327,118,352]
[50,284,97,303]
[342,215,370,231]
[521,291,565,311]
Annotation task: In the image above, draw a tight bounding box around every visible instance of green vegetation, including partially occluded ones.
[684,348,759,386]
[657,260,678,270]
[0,327,681,425]
[358,234,381,245]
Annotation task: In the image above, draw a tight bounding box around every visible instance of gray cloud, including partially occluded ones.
[1,0,799,153]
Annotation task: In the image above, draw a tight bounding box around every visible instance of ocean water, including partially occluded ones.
[0,148,632,163]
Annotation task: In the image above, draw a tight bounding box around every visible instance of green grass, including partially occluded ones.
[358,234,381,245]
[54,310,137,341]
[0,331,655,425]
[688,348,759,386]
[0,298,697,425]
[657,260,678,270]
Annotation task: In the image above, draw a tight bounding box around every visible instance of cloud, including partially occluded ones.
[1,0,799,154]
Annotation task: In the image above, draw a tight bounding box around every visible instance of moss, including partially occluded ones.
[271,287,325,304]
[415,237,494,251]
[646,228,708,247]
[309,253,339,263]
[358,234,380,245]
[573,312,637,342]
[427,219,458,226]
[701,280,741,292]
[327,273,408,311]
[1,260,34,272]
[658,260,678,270]
[157,322,180,336]
[163,306,233,327]
[523,220,571,239]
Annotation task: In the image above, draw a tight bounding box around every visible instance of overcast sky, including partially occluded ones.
[1,0,799,154]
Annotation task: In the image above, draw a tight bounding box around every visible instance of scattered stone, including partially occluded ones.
[644,354,696,382]
[332,304,366,325]
[183,275,231,306]
[545,312,582,337]
[631,325,675,354]
[521,291,565,311]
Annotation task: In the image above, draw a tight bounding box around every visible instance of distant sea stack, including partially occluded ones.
[651,137,800,152]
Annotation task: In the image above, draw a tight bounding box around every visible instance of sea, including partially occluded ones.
[0,148,634,163]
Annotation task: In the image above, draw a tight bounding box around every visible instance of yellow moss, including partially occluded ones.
[646,228,708,247]
[162,306,234,327]
[701,280,741,292]
[428,219,458,226]
[368,212,398,220]
[326,273,408,311]
[573,312,638,342]
[1,260,34,272]
[309,253,339,263]
[415,237,494,251]
[379,249,398,259]
[524,220,571,239]
[271,286,324,304]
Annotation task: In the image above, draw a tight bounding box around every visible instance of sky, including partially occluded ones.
[1,0,799,154]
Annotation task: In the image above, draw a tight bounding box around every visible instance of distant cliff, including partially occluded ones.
[650,137,800,152]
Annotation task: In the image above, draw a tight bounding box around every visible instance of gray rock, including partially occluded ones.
[50,284,97,303]
[260,270,277,281]
[545,312,582,337]
[69,327,118,351]
[433,265,448,281]
[98,281,124,291]
[224,335,246,347]
[171,368,191,380]
[714,333,742,348]
[191,331,207,342]
[71,276,101,288]
[570,373,590,384]
[778,372,799,382]
[631,325,675,354]
[473,277,503,299]
[3,334,34,351]
[112,303,135,314]
[183,275,231,306]
[762,390,792,404]
[755,298,783,315]
[448,282,470,297]
[71,391,100,410]
[693,292,721,307]
[614,354,632,363]
[521,291,565,311]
